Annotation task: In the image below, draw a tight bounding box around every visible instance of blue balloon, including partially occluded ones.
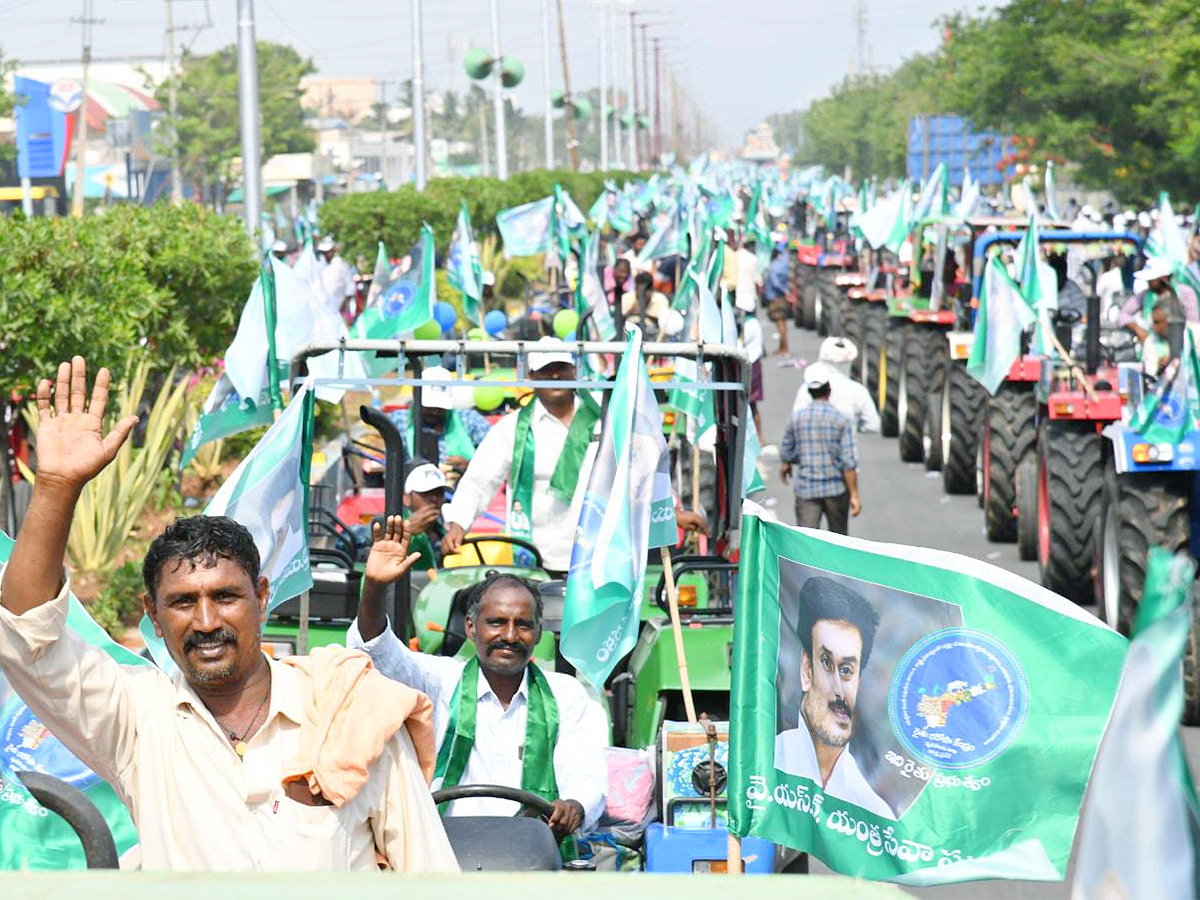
[433,302,458,333]
[484,309,507,336]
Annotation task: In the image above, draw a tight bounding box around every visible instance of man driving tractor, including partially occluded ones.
[350,515,608,840]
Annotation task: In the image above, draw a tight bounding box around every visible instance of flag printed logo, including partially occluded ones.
[889,629,1029,771]
[382,280,417,318]
[1156,393,1187,429]
[0,699,100,791]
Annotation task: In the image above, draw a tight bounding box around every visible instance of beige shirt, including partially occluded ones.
[0,581,459,873]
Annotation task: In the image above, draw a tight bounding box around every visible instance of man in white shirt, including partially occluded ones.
[318,236,355,318]
[441,337,600,574]
[792,347,881,434]
[349,516,608,838]
[774,576,894,820]
[0,357,457,871]
[735,237,762,313]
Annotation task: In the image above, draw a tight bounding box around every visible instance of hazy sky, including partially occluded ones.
[1,0,1005,146]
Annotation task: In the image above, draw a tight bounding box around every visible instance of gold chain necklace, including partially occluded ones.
[218,689,270,758]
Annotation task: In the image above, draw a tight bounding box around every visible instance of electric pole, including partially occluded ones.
[553,0,578,171]
[376,77,392,188]
[854,0,868,76]
[626,10,638,170]
[541,0,554,168]
[412,0,427,189]
[236,0,262,238]
[653,37,662,162]
[164,0,183,203]
[71,0,103,218]
[489,0,508,179]
[639,23,650,167]
[599,1,608,172]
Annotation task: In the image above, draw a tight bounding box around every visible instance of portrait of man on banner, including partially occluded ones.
[773,562,962,821]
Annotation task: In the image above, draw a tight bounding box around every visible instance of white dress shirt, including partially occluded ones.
[0,581,458,872]
[347,620,608,831]
[735,247,761,312]
[774,724,895,820]
[443,397,596,571]
[320,255,355,316]
[792,370,881,434]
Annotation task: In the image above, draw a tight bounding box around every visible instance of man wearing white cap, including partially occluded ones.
[402,462,449,570]
[792,338,880,434]
[780,363,861,534]
[318,235,355,318]
[388,366,491,476]
[271,239,290,262]
[1116,257,1199,342]
[441,338,601,574]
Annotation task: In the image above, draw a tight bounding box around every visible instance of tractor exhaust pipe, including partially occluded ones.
[1085,291,1101,375]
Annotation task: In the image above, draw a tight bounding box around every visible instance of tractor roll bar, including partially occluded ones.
[971,230,1145,299]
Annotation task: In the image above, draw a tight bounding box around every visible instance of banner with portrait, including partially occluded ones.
[728,503,1126,885]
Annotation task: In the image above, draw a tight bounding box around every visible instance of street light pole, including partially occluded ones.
[489,0,508,179]
[653,37,662,162]
[554,0,578,172]
[626,9,637,170]
[599,1,608,172]
[236,0,263,238]
[640,23,650,167]
[165,0,183,203]
[540,0,553,168]
[71,0,102,218]
[412,0,427,189]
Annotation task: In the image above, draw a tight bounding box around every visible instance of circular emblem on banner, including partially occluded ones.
[1156,392,1186,429]
[888,628,1028,771]
[382,281,415,317]
[48,79,85,114]
[0,697,101,790]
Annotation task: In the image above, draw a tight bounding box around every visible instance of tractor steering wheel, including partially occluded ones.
[431,784,557,820]
[456,534,544,569]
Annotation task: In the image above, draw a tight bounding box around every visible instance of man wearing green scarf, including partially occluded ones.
[441,338,602,575]
[349,516,608,839]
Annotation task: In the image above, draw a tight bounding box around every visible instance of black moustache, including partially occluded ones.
[487,642,526,656]
[185,631,236,653]
[828,700,852,719]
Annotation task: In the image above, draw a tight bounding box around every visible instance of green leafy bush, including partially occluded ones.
[319,168,638,265]
[89,561,145,639]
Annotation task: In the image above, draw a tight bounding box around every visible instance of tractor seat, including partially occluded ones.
[441,816,562,871]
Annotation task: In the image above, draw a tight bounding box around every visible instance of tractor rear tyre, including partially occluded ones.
[816,271,839,336]
[879,320,903,438]
[941,361,986,494]
[1096,467,1190,636]
[916,331,949,471]
[983,385,1036,542]
[795,265,817,329]
[898,325,937,462]
[862,303,887,406]
[1037,422,1104,603]
[841,299,861,352]
[1015,454,1037,561]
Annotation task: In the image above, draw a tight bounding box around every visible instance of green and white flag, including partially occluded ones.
[447,202,484,326]
[141,383,316,670]
[857,182,912,255]
[966,255,1036,395]
[561,326,677,688]
[912,163,949,223]
[729,505,1125,885]
[180,375,274,469]
[0,532,142,869]
[350,224,436,340]
[1014,216,1058,356]
[638,207,687,263]
[497,196,554,257]
[1071,549,1200,899]
[668,355,715,443]
[1129,329,1200,445]
[577,230,617,342]
[1043,162,1061,222]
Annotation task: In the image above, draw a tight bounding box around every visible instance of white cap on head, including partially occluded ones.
[1137,212,1153,229]
[1134,257,1173,287]
[418,365,456,410]
[404,463,447,494]
[271,239,288,253]
[316,236,336,252]
[481,270,496,287]
[528,336,575,373]
[818,336,858,365]
[804,362,834,390]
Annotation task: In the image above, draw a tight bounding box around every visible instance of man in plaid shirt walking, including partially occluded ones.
[780,363,862,534]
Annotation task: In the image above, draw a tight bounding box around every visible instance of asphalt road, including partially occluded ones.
[754,318,1198,898]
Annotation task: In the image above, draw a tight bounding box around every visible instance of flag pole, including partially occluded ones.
[727,832,743,874]
[659,545,696,723]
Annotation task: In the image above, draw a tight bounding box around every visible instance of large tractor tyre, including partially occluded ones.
[917,331,949,471]
[799,284,818,330]
[816,272,840,336]
[861,304,887,405]
[898,327,929,463]
[1186,598,1200,727]
[1096,468,1190,636]
[1015,454,1038,561]
[942,362,986,494]
[1037,422,1104,603]
[983,385,1036,542]
[879,321,904,438]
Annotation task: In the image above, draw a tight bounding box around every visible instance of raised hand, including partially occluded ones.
[34,357,139,495]
[364,515,422,585]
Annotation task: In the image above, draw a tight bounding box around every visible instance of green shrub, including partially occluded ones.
[89,561,146,639]
[319,168,638,264]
